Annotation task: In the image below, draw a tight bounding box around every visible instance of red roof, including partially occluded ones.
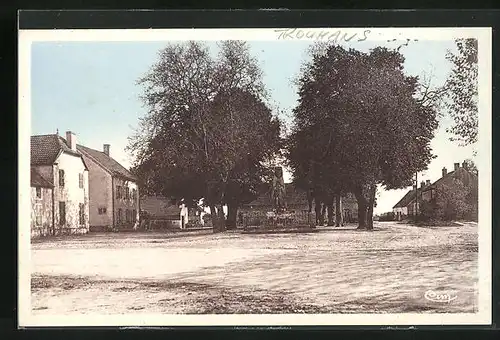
[77,144,137,181]
[31,134,84,166]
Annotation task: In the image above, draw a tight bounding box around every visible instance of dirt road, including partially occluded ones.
[31,222,478,314]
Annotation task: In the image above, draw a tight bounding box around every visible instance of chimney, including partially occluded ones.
[413,184,417,190]
[442,167,447,177]
[103,144,110,157]
[454,163,460,171]
[65,131,76,151]
[426,179,431,186]
[420,181,425,189]
[462,161,468,169]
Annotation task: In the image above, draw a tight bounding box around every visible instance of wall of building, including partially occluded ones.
[31,186,53,238]
[80,154,113,231]
[393,206,408,215]
[113,177,139,230]
[421,189,434,202]
[392,207,408,220]
[53,152,89,235]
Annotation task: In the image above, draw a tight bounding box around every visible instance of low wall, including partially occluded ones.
[243,210,314,228]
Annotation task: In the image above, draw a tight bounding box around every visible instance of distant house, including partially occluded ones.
[30,132,90,237]
[392,161,478,220]
[239,167,358,224]
[140,196,189,229]
[392,185,419,221]
[77,143,140,231]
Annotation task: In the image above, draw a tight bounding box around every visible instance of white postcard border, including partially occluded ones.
[18,27,492,327]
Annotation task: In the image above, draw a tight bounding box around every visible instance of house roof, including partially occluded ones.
[77,144,137,181]
[393,189,417,209]
[31,134,83,166]
[421,170,456,193]
[30,167,53,188]
[392,167,478,209]
[140,196,182,218]
[243,183,272,207]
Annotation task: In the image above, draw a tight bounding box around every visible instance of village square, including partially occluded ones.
[28,37,479,315]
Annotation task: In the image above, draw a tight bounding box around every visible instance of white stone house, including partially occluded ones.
[30,131,90,237]
[77,143,140,231]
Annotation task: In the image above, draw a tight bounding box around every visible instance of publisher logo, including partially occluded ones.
[424,290,458,303]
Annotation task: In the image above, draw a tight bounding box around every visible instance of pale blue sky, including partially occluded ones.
[31,39,475,214]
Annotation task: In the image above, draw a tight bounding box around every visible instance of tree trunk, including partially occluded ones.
[320,202,326,226]
[307,191,313,213]
[354,189,368,230]
[226,201,238,230]
[327,197,335,226]
[366,205,373,230]
[357,201,367,229]
[210,205,220,233]
[366,185,376,230]
[314,197,322,226]
[335,195,343,227]
[355,184,376,230]
[217,204,226,232]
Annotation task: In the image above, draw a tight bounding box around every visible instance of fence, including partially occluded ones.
[242,210,314,229]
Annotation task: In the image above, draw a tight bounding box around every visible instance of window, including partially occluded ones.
[98,207,107,215]
[116,186,122,199]
[35,187,42,199]
[132,189,137,201]
[59,202,66,226]
[79,203,85,225]
[59,169,65,187]
[35,204,42,226]
[125,209,130,223]
[117,208,122,224]
[79,173,84,188]
[133,209,137,221]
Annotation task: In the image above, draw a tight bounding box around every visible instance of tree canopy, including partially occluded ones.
[287,45,440,230]
[127,41,282,231]
[445,38,478,145]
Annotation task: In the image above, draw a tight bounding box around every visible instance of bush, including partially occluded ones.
[419,200,438,222]
[378,212,396,221]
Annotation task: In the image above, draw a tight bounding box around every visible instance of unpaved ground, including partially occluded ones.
[31,222,478,314]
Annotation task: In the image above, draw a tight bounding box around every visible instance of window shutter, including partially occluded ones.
[59,202,66,225]
[59,170,65,187]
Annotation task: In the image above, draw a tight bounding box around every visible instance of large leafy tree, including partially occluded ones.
[288,45,440,230]
[128,41,281,232]
[445,38,478,145]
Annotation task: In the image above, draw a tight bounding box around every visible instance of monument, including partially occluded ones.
[270,167,286,213]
